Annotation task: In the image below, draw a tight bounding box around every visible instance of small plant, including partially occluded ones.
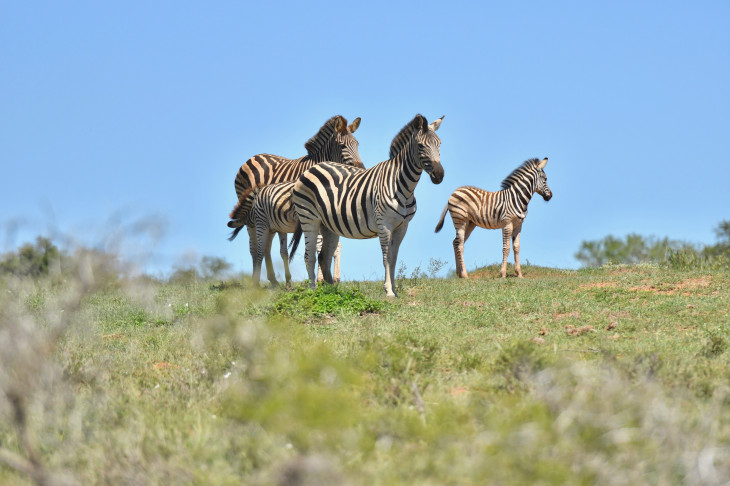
[494,340,550,392]
[700,328,728,358]
[396,258,448,288]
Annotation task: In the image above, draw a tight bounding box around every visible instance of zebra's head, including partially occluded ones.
[306,115,364,168]
[501,157,553,201]
[536,157,552,201]
[333,115,364,168]
[415,115,444,184]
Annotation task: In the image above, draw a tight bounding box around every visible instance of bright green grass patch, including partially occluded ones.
[270,283,388,320]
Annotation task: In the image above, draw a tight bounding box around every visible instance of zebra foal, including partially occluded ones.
[247,182,298,286]
[291,114,444,297]
[435,157,552,278]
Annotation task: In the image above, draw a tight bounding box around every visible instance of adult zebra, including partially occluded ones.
[227,115,363,239]
[434,157,552,279]
[290,114,444,297]
[247,181,346,286]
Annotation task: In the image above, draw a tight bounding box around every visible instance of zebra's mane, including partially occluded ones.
[304,115,347,156]
[389,114,427,159]
[500,158,542,190]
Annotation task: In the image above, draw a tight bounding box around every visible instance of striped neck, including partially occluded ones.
[502,170,538,213]
[390,139,423,201]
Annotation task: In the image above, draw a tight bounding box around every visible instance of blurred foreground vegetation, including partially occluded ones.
[1,236,729,485]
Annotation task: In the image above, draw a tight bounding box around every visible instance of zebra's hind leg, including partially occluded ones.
[315,233,325,283]
[255,224,278,286]
[500,223,514,278]
[453,221,476,279]
[302,225,320,289]
[317,228,340,285]
[263,230,279,286]
[333,242,342,283]
[512,222,524,278]
[248,225,263,285]
[278,232,292,287]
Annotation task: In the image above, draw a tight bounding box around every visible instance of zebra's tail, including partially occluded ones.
[288,224,303,263]
[227,187,258,239]
[227,224,244,241]
[434,203,450,233]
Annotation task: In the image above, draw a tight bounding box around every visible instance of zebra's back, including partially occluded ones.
[234,154,309,200]
[252,182,298,234]
[230,156,319,225]
[447,185,508,230]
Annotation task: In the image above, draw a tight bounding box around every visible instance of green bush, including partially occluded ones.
[0,237,62,277]
[271,284,387,319]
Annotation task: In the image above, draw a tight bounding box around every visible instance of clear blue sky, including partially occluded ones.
[2,1,729,281]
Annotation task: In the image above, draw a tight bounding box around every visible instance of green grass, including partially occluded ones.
[1,263,729,484]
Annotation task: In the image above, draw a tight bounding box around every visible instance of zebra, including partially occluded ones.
[227,115,362,282]
[290,114,444,297]
[247,181,345,286]
[434,157,552,279]
[227,114,363,239]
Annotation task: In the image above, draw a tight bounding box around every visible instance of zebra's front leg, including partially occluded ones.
[278,232,292,287]
[512,222,523,278]
[387,224,408,297]
[500,223,514,278]
[379,227,396,297]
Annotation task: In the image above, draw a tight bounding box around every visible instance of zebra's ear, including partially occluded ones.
[429,115,445,132]
[333,116,347,134]
[413,114,428,130]
[348,117,361,133]
[538,157,548,169]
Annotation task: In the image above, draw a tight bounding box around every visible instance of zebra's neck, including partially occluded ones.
[502,174,537,216]
[389,144,423,202]
[307,143,341,164]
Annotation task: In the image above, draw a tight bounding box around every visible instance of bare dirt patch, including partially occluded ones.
[629,276,712,295]
[579,282,616,290]
[579,277,713,296]
[565,325,595,335]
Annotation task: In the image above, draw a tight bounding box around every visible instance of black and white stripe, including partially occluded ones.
[291,114,444,297]
[434,157,552,278]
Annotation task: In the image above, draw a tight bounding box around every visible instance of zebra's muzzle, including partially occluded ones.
[428,162,444,184]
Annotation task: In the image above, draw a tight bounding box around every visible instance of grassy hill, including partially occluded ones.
[1,262,728,484]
